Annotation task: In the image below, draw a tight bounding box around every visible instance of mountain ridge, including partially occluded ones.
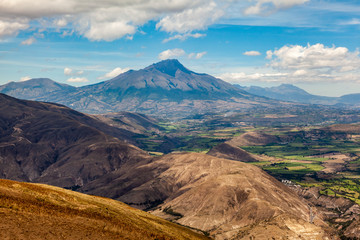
[237,83,360,106]
[0,59,275,117]
[236,84,338,104]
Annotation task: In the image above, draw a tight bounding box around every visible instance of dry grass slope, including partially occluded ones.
[0,179,209,240]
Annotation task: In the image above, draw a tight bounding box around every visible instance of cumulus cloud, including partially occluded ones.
[159,49,207,60]
[156,1,224,33]
[0,0,225,41]
[244,0,309,15]
[163,33,205,43]
[19,76,31,82]
[64,67,84,76]
[64,67,73,76]
[0,18,29,38]
[67,77,88,83]
[158,48,186,60]
[188,51,207,59]
[53,18,68,27]
[266,43,360,73]
[218,72,288,83]
[98,67,130,80]
[21,36,36,45]
[220,43,360,84]
[243,51,261,56]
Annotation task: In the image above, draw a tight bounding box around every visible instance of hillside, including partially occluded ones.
[92,111,164,135]
[0,93,149,189]
[0,179,208,240]
[83,152,335,239]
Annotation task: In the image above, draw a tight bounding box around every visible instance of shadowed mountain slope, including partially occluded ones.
[0,93,149,189]
[0,179,208,240]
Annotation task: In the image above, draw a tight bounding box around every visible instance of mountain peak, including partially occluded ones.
[145,59,192,77]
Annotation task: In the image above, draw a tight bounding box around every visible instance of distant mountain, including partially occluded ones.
[0,60,275,118]
[0,78,75,100]
[0,179,207,240]
[236,84,338,105]
[339,93,360,105]
[56,59,264,117]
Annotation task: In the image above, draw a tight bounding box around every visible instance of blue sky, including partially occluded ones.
[1,0,360,96]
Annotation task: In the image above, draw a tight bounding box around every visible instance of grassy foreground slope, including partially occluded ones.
[0,179,208,240]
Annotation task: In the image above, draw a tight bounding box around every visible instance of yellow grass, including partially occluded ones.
[0,179,209,240]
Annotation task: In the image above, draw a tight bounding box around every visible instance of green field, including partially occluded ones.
[137,115,360,204]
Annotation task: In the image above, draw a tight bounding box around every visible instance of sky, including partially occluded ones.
[1,0,360,97]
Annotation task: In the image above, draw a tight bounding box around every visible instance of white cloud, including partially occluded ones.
[61,29,74,37]
[19,76,31,82]
[244,0,309,15]
[98,67,130,80]
[0,0,225,41]
[188,51,207,59]
[53,18,68,27]
[220,43,360,84]
[0,18,29,38]
[64,67,73,76]
[163,33,205,43]
[218,72,288,83]
[156,1,223,33]
[342,18,360,25]
[64,67,84,76]
[21,36,36,45]
[266,43,360,73]
[67,77,88,83]
[159,49,206,60]
[158,48,186,60]
[243,51,261,56]
[80,20,136,42]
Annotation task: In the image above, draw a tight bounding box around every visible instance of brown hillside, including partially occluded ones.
[0,179,209,240]
[322,123,360,134]
[228,131,280,146]
[0,93,149,189]
[92,111,163,134]
[207,143,258,162]
[83,153,336,239]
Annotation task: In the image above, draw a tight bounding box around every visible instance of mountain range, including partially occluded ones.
[237,84,360,106]
[0,59,276,118]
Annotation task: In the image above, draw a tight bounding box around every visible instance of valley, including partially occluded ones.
[2,1,360,238]
[1,60,360,239]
